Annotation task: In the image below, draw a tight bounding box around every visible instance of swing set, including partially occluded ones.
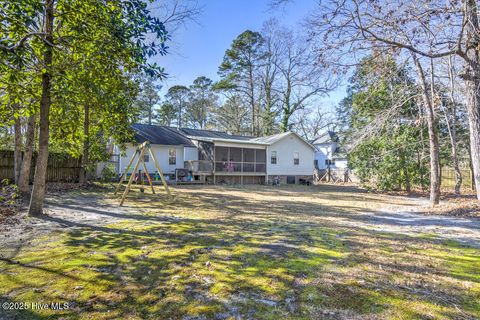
[114,141,171,206]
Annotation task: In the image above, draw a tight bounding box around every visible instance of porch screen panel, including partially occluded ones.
[255,149,266,163]
[215,146,229,172]
[243,149,254,162]
[215,147,229,162]
[255,149,266,173]
[230,148,242,162]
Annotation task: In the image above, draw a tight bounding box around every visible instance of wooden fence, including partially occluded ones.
[0,150,81,183]
[441,167,474,190]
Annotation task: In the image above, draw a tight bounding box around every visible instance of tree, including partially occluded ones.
[412,55,440,204]
[157,101,177,126]
[217,30,265,135]
[187,76,217,129]
[306,0,480,202]
[275,30,333,132]
[215,94,250,135]
[1,0,169,215]
[165,85,190,128]
[136,75,162,125]
[259,19,282,135]
[292,107,334,141]
[343,54,428,192]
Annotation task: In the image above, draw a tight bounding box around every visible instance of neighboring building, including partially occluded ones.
[312,131,348,170]
[115,124,316,184]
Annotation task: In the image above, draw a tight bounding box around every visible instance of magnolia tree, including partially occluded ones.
[1,0,169,215]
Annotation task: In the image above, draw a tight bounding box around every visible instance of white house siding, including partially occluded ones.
[334,159,348,169]
[119,144,185,175]
[184,147,198,161]
[267,134,314,177]
[314,142,336,169]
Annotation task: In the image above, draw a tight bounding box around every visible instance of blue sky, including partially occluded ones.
[153,0,345,107]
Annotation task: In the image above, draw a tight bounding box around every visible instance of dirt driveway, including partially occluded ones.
[1,184,479,319]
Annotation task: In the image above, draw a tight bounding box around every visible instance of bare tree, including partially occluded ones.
[292,107,334,141]
[259,19,282,135]
[306,0,480,203]
[436,55,464,195]
[413,54,440,205]
[275,30,334,132]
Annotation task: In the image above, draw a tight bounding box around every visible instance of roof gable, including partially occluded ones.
[253,131,316,150]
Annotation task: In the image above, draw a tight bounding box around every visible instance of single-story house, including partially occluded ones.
[115,124,316,184]
[114,124,197,182]
[312,131,348,170]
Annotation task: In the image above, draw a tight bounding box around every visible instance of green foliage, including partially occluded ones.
[157,101,177,126]
[0,0,169,169]
[187,76,217,129]
[344,54,429,191]
[134,74,162,125]
[164,85,190,127]
[349,126,429,191]
[100,163,117,182]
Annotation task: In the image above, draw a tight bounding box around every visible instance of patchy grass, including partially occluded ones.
[0,184,479,319]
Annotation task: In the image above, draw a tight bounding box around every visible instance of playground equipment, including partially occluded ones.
[114,141,171,206]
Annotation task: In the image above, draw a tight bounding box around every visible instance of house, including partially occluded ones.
[115,124,198,182]
[252,131,317,184]
[115,124,316,184]
[312,131,348,170]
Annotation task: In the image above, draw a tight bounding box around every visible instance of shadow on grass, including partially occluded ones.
[0,185,479,319]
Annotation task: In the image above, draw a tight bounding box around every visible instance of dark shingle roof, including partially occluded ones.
[132,124,195,147]
[178,128,253,141]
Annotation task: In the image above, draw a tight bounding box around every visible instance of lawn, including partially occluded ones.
[0,184,479,319]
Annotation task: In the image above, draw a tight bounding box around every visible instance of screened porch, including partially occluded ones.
[214,146,266,174]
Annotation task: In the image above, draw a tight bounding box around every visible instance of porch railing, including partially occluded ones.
[214,161,266,173]
[184,160,213,173]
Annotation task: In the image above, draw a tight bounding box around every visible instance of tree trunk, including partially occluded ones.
[79,104,90,185]
[413,55,440,206]
[405,168,411,193]
[445,109,462,195]
[468,144,475,190]
[446,56,462,195]
[280,107,290,132]
[13,117,22,184]
[148,104,152,125]
[465,78,480,199]
[463,0,480,201]
[28,0,54,216]
[18,114,36,194]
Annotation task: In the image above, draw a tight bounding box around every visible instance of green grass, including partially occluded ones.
[0,185,479,319]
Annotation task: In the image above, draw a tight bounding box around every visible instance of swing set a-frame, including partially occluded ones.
[114,141,171,206]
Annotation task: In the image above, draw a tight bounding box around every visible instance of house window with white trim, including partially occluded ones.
[169,148,176,165]
[271,151,277,164]
[293,152,299,165]
[143,154,149,162]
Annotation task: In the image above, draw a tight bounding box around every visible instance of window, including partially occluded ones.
[314,159,318,168]
[169,148,176,165]
[271,151,277,164]
[143,154,149,162]
[293,152,299,165]
[325,159,335,166]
